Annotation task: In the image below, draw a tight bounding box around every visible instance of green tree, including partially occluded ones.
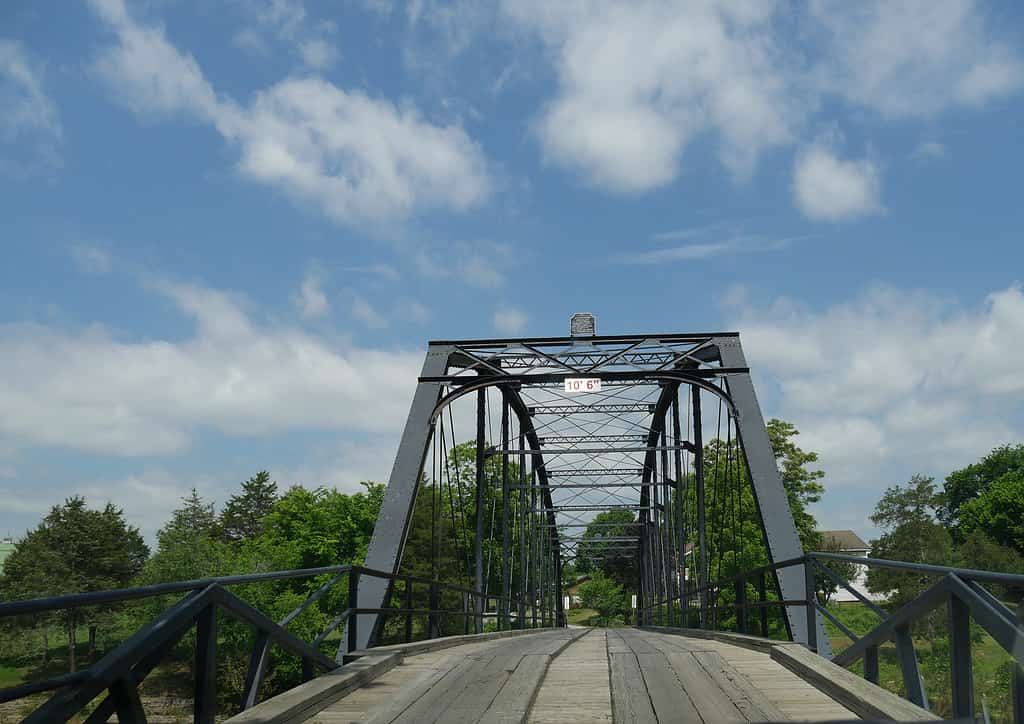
[576,509,640,589]
[142,489,232,586]
[578,572,626,626]
[940,444,1024,531]
[957,471,1024,555]
[0,497,148,671]
[866,475,952,609]
[766,419,826,550]
[221,471,280,543]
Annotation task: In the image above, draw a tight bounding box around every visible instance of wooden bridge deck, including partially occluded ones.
[302,628,861,724]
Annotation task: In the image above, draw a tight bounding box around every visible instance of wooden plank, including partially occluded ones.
[358,654,468,724]
[479,654,550,724]
[691,650,787,722]
[771,643,936,721]
[634,653,702,723]
[529,630,611,723]
[224,652,401,724]
[663,651,746,723]
[609,652,657,724]
[437,655,523,724]
[390,656,495,724]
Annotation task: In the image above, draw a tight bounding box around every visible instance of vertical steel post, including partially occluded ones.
[347,571,359,654]
[404,577,413,643]
[692,385,708,629]
[660,426,673,627]
[518,431,527,629]
[1013,600,1024,724]
[758,571,768,637]
[948,596,974,718]
[804,561,818,653]
[530,470,538,628]
[672,392,685,627]
[736,576,748,634]
[474,387,486,635]
[194,604,217,724]
[500,397,511,631]
[864,645,880,684]
[428,581,439,639]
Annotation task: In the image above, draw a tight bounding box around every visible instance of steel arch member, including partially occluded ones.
[351,335,828,654]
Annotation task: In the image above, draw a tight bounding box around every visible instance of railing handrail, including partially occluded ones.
[0,563,549,620]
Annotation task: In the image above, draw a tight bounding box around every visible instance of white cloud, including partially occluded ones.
[0,279,423,457]
[494,307,527,334]
[500,0,1022,201]
[70,243,113,275]
[912,140,946,161]
[792,143,882,221]
[299,38,339,70]
[0,39,62,173]
[732,285,1024,494]
[295,269,329,319]
[503,1,795,192]
[397,298,431,322]
[351,295,388,329]
[810,0,1024,117]
[609,235,801,264]
[414,241,513,288]
[89,0,490,229]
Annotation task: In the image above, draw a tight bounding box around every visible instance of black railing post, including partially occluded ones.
[949,595,974,718]
[194,603,218,724]
[736,577,747,634]
[1014,599,1024,724]
[404,577,414,643]
[758,571,768,637]
[428,582,439,638]
[803,561,818,652]
[864,645,880,684]
[347,570,359,653]
[463,592,470,635]
[894,624,927,709]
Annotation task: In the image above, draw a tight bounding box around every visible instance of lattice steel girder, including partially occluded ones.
[356,331,828,653]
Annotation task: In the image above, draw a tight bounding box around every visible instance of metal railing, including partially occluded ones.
[0,564,556,722]
[638,552,1024,722]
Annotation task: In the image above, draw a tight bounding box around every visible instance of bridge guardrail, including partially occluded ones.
[0,564,556,722]
[638,552,1024,722]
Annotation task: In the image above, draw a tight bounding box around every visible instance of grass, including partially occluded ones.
[565,607,599,626]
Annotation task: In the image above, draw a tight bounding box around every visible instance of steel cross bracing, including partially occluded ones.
[354,330,829,654]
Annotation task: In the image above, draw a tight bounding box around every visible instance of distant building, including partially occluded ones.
[0,537,15,574]
[565,575,592,608]
[819,530,887,603]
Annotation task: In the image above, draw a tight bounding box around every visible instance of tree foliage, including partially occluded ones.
[578,572,626,626]
[867,475,952,608]
[940,443,1024,531]
[0,497,148,671]
[575,509,640,589]
[220,471,279,543]
[957,471,1024,555]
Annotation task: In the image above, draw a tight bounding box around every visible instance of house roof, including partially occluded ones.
[820,529,869,551]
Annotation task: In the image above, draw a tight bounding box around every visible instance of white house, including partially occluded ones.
[819,530,888,603]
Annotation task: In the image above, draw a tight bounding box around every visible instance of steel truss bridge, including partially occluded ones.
[1,328,1023,723]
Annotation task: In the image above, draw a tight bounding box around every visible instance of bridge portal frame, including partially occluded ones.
[352,332,830,654]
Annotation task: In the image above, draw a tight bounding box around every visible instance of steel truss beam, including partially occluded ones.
[358,331,823,653]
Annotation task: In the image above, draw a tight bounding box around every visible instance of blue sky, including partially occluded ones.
[2,0,1023,543]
